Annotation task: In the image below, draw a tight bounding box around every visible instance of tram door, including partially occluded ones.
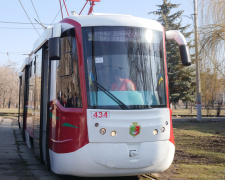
[32,45,50,166]
[41,47,50,165]
[19,65,29,140]
[33,51,42,159]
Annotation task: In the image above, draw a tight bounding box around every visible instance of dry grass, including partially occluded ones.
[172,108,225,116]
[158,121,225,180]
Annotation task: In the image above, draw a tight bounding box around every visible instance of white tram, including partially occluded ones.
[18,4,191,177]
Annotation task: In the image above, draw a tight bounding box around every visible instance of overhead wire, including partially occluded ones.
[30,0,41,23]
[0,54,30,56]
[59,0,64,19]
[4,1,71,32]
[34,18,46,29]
[14,0,70,32]
[50,0,67,26]
[0,51,30,54]
[18,0,40,35]
[50,10,61,26]
[0,27,43,29]
[0,21,51,25]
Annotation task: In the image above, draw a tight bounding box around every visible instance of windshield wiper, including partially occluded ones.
[92,80,130,110]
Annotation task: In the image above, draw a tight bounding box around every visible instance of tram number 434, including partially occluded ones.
[91,111,110,119]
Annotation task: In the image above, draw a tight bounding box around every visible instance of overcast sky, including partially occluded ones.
[0,0,194,70]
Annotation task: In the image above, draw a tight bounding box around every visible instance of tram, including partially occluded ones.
[18,0,191,177]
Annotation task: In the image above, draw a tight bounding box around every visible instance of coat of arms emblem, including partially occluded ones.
[129,122,141,137]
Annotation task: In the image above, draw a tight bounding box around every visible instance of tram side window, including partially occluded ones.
[56,36,82,108]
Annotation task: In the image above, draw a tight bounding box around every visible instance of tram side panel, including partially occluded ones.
[49,34,89,153]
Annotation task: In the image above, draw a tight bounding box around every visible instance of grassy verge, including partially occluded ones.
[159,121,225,180]
[172,108,225,116]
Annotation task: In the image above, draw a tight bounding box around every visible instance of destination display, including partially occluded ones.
[88,30,146,42]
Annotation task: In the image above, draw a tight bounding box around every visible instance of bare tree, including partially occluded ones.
[199,0,225,115]
[200,0,225,77]
[0,66,19,108]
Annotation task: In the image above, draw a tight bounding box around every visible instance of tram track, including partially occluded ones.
[139,174,159,180]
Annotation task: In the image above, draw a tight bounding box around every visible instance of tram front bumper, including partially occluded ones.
[50,140,175,177]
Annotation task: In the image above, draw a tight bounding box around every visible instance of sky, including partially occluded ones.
[0,0,195,71]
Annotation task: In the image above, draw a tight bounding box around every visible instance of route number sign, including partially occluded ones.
[91,111,110,118]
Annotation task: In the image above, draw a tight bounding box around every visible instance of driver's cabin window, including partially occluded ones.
[56,36,82,108]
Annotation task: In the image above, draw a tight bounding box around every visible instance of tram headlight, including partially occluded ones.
[161,127,165,133]
[111,131,117,137]
[95,123,99,127]
[100,128,106,135]
[153,129,158,135]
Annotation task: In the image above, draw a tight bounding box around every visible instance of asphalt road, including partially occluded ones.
[0,117,60,180]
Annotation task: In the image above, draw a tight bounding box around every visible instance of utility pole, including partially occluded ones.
[194,0,202,121]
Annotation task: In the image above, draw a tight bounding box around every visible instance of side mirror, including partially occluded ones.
[166,30,191,66]
[49,37,61,60]
[179,45,191,66]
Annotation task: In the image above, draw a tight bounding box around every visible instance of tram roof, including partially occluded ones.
[69,13,163,30]
[31,13,163,64]
[20,56,30,72]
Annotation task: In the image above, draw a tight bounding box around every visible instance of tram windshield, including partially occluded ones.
[83,26,166,109]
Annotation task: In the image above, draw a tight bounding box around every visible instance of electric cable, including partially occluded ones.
[0,21,51,25]
[59,0,63,19]
[50,10,61,26]
[0,54,30,56]
[18,0,40,35]
[0,27,43,29]
[50,0,67,26]
[31,0,41,23]
[0,52,30,55]
[34,18,46,29]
